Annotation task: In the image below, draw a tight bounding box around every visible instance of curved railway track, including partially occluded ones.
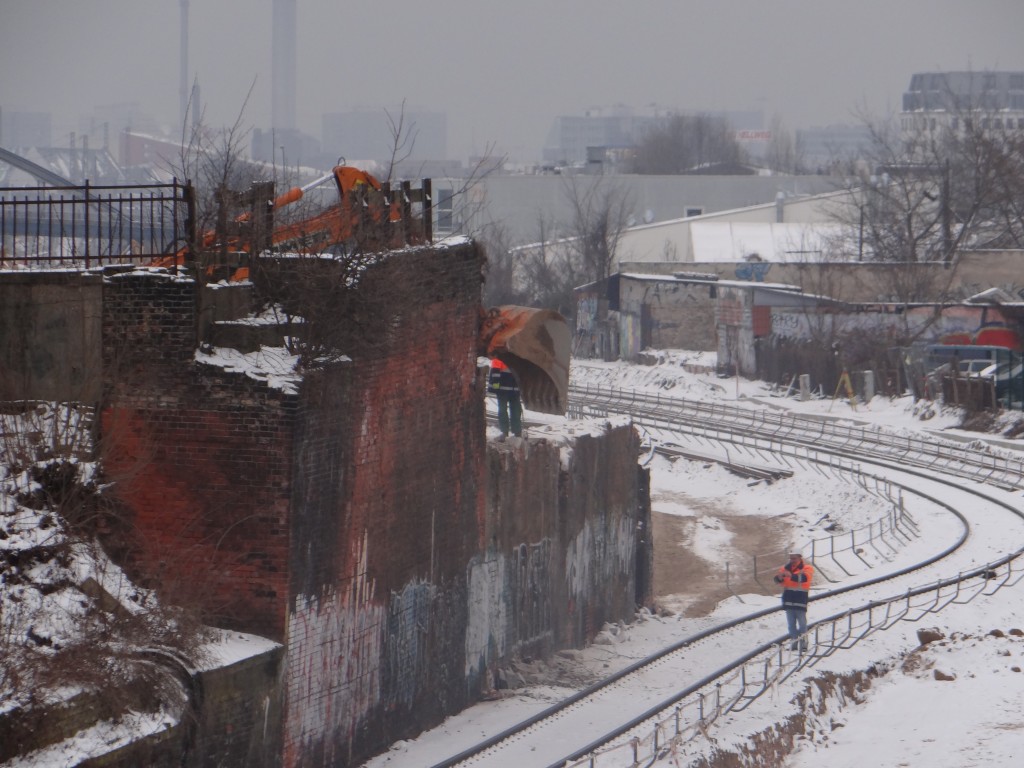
[430,386,1024,768]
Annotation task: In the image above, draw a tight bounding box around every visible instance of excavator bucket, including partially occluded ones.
[479,306,570,415]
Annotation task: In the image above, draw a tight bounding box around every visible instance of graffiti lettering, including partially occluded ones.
[735,262,772,282]
[770,312,801,331]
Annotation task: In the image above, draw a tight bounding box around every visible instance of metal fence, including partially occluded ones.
[0,181,194,269]
[563,556,1024,767]
[556,384,1024,767]
[569,382,1024,488]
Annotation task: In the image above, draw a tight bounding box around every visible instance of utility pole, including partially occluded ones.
[941,159,952,265]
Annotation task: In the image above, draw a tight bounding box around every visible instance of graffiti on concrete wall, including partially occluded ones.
[385,580,437,710]
[464,555,509,679]
[564,517,635,602]
[769,305,1021,349]
[512,539,553,647]
[285,530,384,766]
[464,539,554,680]
[734,262,772,282]
[576,294,599,332]
[620,313,643,360]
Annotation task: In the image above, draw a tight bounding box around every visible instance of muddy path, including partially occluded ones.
[651,488,797,617]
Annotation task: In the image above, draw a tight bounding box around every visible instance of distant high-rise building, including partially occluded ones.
[321,108,447,165]
[901,71,1024,135]
[250,127,321,169]
[543,107,652,167]
[795,124,874,173]
[542,105,763,167]
[0,110,52,150]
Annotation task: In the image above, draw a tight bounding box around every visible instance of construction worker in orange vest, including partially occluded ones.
[488,358,522,439]
[774,551,814,652]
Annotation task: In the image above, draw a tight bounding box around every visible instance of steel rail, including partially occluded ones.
[547,388,1024,767]
[429,464,979,768]
[428,390,1024,767]
[550,475,993,768]
[567,383,1024,489]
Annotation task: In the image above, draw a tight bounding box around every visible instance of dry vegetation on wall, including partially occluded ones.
[0,402,209,726]
[249,240,482,370]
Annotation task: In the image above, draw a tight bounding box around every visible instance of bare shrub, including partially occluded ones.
[0,402,209,715]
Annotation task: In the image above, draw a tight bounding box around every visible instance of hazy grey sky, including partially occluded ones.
[2,0,1023,163]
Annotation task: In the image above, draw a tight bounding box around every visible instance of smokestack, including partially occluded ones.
[179,0,189,128]
[272,0,297,133]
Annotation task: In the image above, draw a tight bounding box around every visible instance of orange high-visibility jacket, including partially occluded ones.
[776,561,814,609]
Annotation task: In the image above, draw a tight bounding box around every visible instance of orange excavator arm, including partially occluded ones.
[479,306,570,415]
[151,165,394,273]
[263,165,384,222]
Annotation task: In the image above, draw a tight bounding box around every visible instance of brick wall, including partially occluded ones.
[100,269,294,640]
[3,243,649,767]
[282,244,487,765]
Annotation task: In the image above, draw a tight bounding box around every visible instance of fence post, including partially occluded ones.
[83,179,91,268]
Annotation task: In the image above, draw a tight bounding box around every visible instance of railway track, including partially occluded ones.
[430,387,1024,767]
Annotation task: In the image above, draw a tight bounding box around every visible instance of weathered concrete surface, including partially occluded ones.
[0,271,104,402]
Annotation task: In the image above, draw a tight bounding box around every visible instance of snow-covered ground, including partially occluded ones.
[5,351,1023,767]
[0,404,277,768]
[365,351,1024,768]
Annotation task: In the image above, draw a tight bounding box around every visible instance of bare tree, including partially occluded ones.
[383,98,418,182]
[516,213,582,316]
[765,114,800,174]
[949,115,1024,250]
[174,82,266,256]
[634,113,746,174]
[479,221,529,308]
[562,174,634,287]
[988,130,1024,249]
[839,80,1024,271]
[805,88,1024,370]
[824,109,975,311]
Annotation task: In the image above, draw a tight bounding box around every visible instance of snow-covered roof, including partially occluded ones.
[688,221,846,263]
[618,271,803,292]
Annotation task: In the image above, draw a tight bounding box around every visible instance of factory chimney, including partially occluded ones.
[179,0,189,128]
[272,0,298,134]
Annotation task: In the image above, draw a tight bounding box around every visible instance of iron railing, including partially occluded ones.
[547,384,1024,767]
[561,555,1024,767]
[0,181,194,269]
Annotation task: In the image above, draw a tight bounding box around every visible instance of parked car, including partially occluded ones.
[958,359,999,378]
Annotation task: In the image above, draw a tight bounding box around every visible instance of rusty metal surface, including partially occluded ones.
[479,305,570,414]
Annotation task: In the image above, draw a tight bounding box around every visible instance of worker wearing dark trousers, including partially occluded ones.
[774,552,814,651]
[488,358,522,439]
